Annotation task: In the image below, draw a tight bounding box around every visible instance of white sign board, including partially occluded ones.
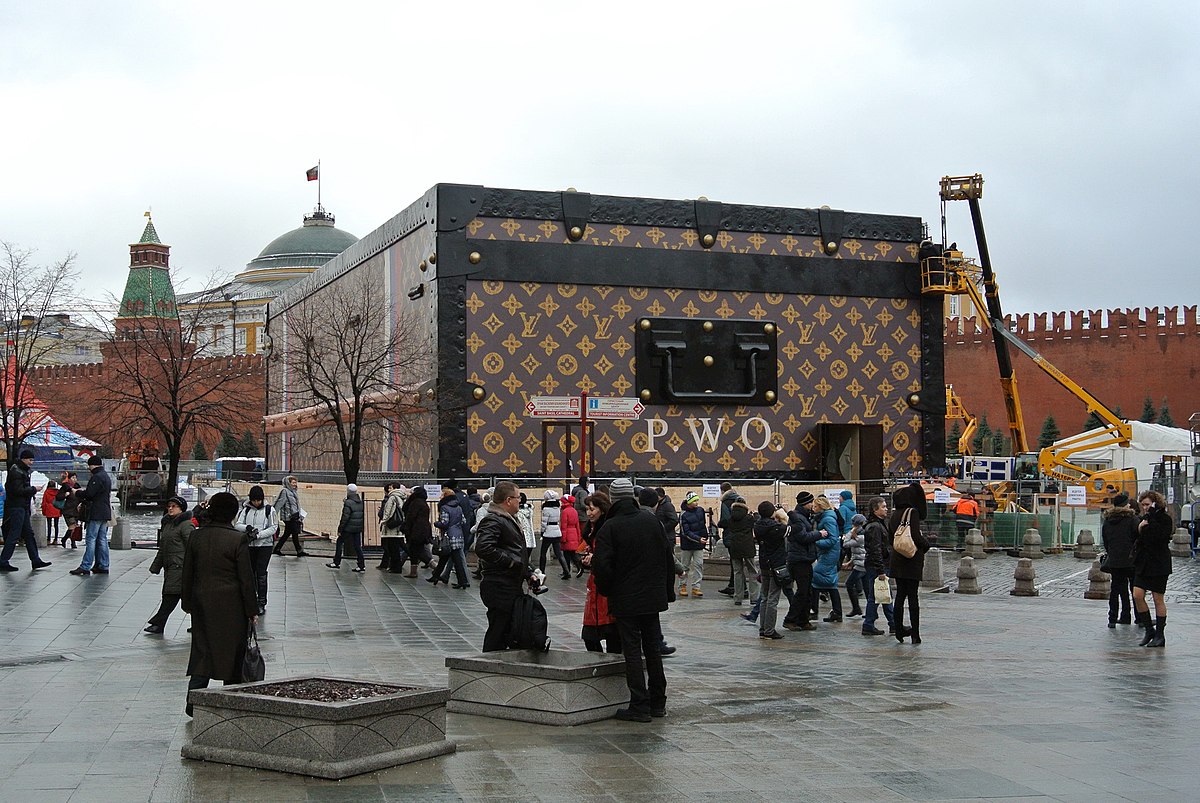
[702,483,722,498]
[424,484,443,501]
[933,489,952,505]
[525,396,581,419]
[1066,486,1088,506]
[586,396,645,420]
[1168,487,1176,504]
[825,489,846,504]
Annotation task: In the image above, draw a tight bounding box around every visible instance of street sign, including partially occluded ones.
[525,396,581,418]
[586,396,644,420]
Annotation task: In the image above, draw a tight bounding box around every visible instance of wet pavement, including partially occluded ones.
[0,525,1198,802]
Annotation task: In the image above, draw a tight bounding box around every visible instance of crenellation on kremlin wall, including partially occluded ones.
[946,305,1200,343]
[944,305,1200,441]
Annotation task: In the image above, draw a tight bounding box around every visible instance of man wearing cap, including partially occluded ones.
[236,486,279,614]
[678,491,707,597]
[781,491,821,631]
[0,448,52,572]
[145,495,194,633]
[69,454,113,576]
[327,484,366,572]
[591,477,676,722]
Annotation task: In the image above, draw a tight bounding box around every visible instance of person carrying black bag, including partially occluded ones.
[475,481,544,651]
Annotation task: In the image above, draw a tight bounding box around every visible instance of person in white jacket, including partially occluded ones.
[538,489,569,578]
[235,485,279,616]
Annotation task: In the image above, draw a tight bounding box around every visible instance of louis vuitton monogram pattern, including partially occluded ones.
[463,279,925,476]
[465,217,921,260]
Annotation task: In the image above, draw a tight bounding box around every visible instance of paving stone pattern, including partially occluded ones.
[0,516,1198,801]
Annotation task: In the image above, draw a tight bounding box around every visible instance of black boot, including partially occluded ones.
[1137,610,1155,646]
[1147,616,1166,648]
[909,608,921,644]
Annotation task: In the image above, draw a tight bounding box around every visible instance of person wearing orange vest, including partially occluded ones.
[952,492,980,549]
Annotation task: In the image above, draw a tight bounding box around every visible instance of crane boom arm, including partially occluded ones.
[989,324,1133,481]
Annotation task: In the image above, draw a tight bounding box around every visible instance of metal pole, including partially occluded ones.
[579,391,588,482]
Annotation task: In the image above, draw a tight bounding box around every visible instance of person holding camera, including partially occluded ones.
[235,485,279,615]
[145,495,194,633]
[475,481,544,651]
[1132,490,1173,647]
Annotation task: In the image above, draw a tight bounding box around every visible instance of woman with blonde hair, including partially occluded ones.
[810,495,844,622]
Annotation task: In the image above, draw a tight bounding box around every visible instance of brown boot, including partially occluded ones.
[406,566,418,578]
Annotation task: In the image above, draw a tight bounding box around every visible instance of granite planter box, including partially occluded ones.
[446,649,627,725]
[182,676,455,779]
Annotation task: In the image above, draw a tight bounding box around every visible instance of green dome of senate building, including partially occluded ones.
[241,208,358,277]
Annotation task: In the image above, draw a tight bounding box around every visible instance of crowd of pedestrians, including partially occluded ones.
[4,451,1184,723]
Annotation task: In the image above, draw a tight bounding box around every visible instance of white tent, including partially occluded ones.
[1054,420,1193,493]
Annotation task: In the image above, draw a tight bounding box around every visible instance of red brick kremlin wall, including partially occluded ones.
[26,356,266,455]
[945,305,1200,442]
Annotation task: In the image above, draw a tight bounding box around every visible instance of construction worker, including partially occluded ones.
[952,492,980,549]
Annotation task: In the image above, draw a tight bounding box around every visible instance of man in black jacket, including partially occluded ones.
[475,481,542,651]
[861,496,895,636]
[782,491,820,631]
[70,454,113,576]
[591,478,675,722]
[0,449,51,572]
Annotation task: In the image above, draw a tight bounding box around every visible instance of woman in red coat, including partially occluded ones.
[41,480,63,545]
[559,495,584,579]
[579,492,619,653]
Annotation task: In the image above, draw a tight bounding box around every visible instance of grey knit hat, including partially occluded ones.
[609,478,635,499]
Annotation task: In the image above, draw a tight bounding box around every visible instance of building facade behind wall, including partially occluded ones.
[266,185,943,483]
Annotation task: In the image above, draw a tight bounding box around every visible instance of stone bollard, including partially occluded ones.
[920,548,946,588]
[1084,559,1111,600]
[109,518,130,551]
[1019,528,1044,559]
[1169,527,1192,558]
[955,556,981,594]
[1010,557,1038,596]
[963,527,987,559]
[31,510,49,548]
[1073,529,1098,560]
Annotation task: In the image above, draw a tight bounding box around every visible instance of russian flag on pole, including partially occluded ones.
[306,165,319,181]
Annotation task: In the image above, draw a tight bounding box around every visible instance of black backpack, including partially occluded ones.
[384,497,405,531]
[507,593,551,651]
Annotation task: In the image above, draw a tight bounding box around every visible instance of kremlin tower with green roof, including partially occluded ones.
[116,214,180,338]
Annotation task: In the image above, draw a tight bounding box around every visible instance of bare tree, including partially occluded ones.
[94,272,260,496]
[274,270,435,482]
[0,242,78,462]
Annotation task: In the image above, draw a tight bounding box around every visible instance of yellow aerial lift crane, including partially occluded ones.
[945,384,977,456]
[922,174,1135,504]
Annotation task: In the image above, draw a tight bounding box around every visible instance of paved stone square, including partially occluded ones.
[0,526,1197,801]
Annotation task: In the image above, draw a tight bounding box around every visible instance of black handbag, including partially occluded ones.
[773,564,792,583]
[1098,552,1110,573]
[241,624,265,683]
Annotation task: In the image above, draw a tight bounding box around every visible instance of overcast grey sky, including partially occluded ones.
[3,1,1195,315]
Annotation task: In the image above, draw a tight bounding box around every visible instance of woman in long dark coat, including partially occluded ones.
[402,487,433,578]
[1132,490,1173,647]
[181,492,258,716]
[888,481,930,644]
